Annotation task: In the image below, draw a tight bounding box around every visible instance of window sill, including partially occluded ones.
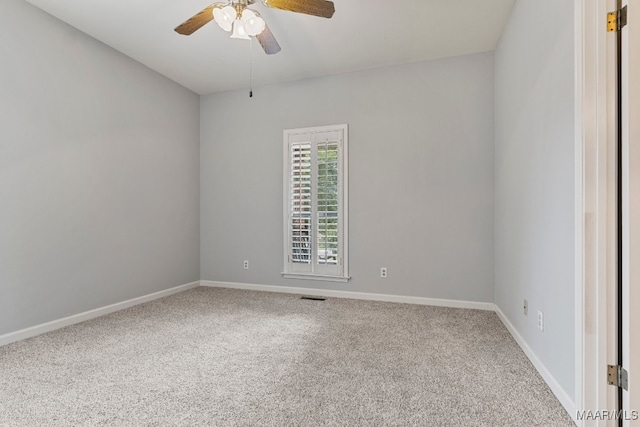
[281,273,351,283]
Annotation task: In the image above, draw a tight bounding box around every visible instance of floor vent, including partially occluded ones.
[300,296,326,301]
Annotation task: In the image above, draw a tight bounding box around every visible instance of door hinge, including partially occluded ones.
[608,5,628,32]
[608,364,629,391]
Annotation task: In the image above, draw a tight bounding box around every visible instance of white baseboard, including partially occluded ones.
[494,306,577,424]
[0,281,200,348]
[200,280,495,311]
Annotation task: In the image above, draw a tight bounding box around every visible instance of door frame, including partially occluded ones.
[620,0,640,422]
[577,0,640,424]
[576,0,619,424]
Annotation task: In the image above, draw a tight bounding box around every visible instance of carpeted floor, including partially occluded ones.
[0,287,574,426]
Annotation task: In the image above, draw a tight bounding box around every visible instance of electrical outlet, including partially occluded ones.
[523,299,528,316]
[380,267,387,278]
[243,260,249,270]
[537,310,544,331]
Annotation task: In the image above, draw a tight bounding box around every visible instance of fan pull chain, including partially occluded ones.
[249,38,253,98]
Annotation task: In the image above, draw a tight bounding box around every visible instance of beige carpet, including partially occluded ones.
[0,287,574,426]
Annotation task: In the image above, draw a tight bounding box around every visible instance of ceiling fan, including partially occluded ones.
[174,0,336,55]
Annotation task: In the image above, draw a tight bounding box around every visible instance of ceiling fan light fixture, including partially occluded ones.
[176,0,336,54]
[230,19,251,40]
[241,9,266,36]
[213,5,237,32]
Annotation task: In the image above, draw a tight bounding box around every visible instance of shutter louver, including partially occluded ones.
[290,143,312,265]
[316,140,339,265]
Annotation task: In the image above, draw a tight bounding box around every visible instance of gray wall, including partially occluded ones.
[201,52,495,302]
[0,0,200,335]
[494,0,575,399]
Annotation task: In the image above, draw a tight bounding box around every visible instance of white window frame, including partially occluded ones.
[282,124,349,282]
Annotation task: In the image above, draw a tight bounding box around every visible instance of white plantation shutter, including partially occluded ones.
[316,140,339,264]
[290,141,312,270]
[283,125,349,281]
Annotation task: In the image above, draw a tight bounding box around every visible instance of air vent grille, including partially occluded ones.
[300,296,326,301]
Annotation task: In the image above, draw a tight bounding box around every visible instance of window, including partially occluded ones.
[283,124,349,282]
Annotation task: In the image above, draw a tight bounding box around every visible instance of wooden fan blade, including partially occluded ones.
[264,0,335,18]
[174,5,215,35]
[256,24,281,55]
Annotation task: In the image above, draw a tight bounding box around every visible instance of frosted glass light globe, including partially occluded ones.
[242,9,265,36]
[213,5,237,32]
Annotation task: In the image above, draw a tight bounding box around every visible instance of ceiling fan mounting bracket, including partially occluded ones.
[230,0,256,8]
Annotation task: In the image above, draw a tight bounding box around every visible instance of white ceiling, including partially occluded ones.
[24,0,515,95]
